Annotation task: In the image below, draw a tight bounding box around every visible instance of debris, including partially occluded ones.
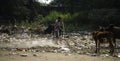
[9,52,17,55]
[53,50,57,53]
[42,50,45,53]
[100,54,109,57]
[64,53,71,56]
[118,53,120,58]
[0,30,112,56]
[91,53,98,56]
[59,46,70,52]
[20,54,28,57]
[33,54,38,56]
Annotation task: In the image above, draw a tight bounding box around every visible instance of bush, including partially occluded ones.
[14,9,120,32]
[39,11,79,32]
[39,11,95,32]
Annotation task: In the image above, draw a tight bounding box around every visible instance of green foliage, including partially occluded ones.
[14,15,42,28]
[39,11,73,25]
[39,9,120,31]
[41,11,61,24]
[0,0,41,24]
[38,11,92,31]
[0,0,120,32]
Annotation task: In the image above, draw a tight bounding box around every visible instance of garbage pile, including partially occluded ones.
[0,31,95,54]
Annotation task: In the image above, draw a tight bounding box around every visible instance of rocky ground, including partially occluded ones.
[0,32,120,61]
[0,50,120,61]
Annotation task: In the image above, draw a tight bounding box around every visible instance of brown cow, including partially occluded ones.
[92,31,114,55]
[106,24,120,47]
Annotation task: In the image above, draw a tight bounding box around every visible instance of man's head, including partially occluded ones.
[58,17,61,22]
[58,17,61,19]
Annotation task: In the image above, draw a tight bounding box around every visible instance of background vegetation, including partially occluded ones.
[0,0,120,31]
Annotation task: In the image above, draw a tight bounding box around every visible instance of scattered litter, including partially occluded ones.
[1,30,117,56]
[9,52,17,55]
[33,54,38,56]
[118,53,120,58]
[59,46,70,53]
[91,53,98,56]
[100,54,109,57]
[20,54,28,57]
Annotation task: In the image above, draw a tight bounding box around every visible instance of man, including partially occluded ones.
[54,17,63,37]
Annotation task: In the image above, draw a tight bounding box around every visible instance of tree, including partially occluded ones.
[0,0,41,24]
[50,0,120,9]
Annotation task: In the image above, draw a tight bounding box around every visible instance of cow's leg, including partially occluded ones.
[96,39,100,55]
[94,36,98,53]
[95,40,97,53]
[113,37,116,48]
[98,39,100,55]
[109,38,114,55]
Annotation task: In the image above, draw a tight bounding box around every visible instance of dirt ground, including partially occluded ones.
[0,32,120,61]
[0,51,120,61]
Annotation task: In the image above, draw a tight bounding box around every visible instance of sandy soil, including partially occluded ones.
[0,51,120,61]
